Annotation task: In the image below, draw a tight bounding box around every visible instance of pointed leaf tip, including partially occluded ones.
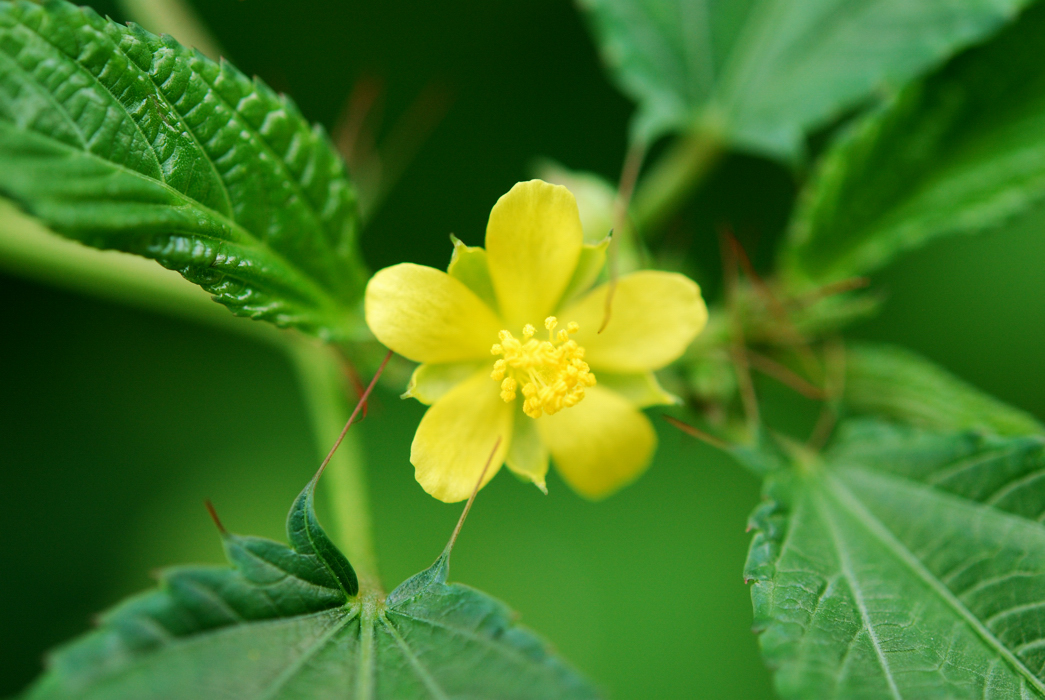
[287,482,359,597]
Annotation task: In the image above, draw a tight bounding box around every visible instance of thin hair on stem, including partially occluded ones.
[447,436,502,555]
[313,349,394,485]
[808,338,847,451]
[720,226,760,430]
[600,140,647,334]
[746,348,827,400]
[663,415,731,451]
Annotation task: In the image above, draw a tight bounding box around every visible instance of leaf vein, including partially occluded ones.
[828,470,1045,697]
[7,11,166,182]
[817,487,904,699]
[380,613,451,700]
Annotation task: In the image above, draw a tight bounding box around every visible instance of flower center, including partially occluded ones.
[490,316,596,419]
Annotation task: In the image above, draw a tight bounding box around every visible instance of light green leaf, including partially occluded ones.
[747,420,1045,698]
[845,343,1044,437]
[578,0,1032,160]
[24,477,600,700]
[0,0,367,340]
[783,3,1045,285]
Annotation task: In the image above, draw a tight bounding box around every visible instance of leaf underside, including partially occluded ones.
[784,2,1045,285]
[0,0,367,339]
[579,0,1032,160]
[24,481,599,700]
[747,420,1045,699]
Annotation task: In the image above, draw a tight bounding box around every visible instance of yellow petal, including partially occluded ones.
[411,370,513,503]
[447,235,497,308]
[505,406,549,492]
[534,160,616,243]
[365,263,502,364]
[563,270,708,372]
[536,385,656,499]
[485,180,583,325]
[596,371,681,408]
[401,361,486,405]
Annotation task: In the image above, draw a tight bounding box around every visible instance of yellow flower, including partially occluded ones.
[364,180,708,502]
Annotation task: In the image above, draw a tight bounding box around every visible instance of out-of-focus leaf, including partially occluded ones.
[24,478,600,700]
[0,0,367,340]
[116,0,224,61]
[747,420,1045,698]
[783,3,1045,285]
[845,343,1043,437]
[578,0,1032,160]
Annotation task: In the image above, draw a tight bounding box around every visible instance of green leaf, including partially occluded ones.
[0,0,367,340]
[845,343,1044,437]
[747,420,1045,698]
[783,3,1045,285]
[23,478,600,700]
[578,0,1033,160]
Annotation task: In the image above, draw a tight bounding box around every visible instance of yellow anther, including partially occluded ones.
[490,319,596,418]
[500,377,517,402]
[567,321,579,334]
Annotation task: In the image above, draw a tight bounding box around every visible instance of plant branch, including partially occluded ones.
[631,131,723,239]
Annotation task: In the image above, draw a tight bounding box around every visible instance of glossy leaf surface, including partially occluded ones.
[0,0,366,339]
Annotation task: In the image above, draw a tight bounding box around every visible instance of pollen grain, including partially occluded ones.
[490,317,596,418]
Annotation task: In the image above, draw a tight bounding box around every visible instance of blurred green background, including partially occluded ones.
[2,1,1044,698]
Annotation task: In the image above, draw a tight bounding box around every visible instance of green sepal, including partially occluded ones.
[447,234,497,308]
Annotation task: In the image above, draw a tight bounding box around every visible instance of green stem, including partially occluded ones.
[287,337,381,590]
[0,199,282,345]
[630,131,724,239]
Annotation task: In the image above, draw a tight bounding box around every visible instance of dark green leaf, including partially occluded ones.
[747,420,1045,698]
[845,343,1044,437]
[579,0,1032,160]
[0,0,367,339]
[783,3,1045,285]
[23,479,599,700]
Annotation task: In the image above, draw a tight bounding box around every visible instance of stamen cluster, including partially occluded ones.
[490,317,596,418]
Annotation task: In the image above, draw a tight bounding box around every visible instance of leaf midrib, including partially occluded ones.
[816,485,903,699]
[821,469,1045,697]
